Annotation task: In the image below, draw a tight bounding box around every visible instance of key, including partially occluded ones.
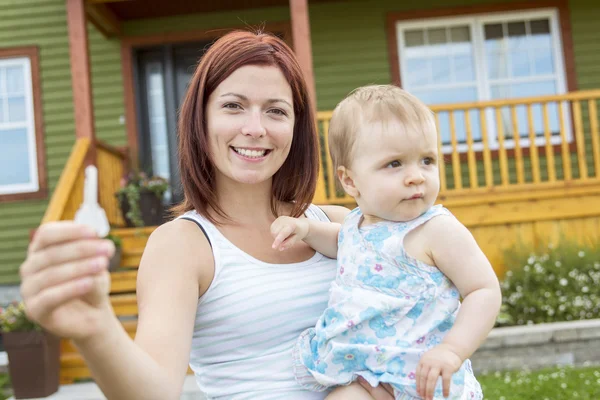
[74,165,110,237]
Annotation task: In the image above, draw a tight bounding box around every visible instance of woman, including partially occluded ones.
[19,31,393,400]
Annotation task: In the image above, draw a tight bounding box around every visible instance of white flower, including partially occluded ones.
[528,256,536,265]
[555,261,562,267]
[559,278,568,286]
[578,251,585,258]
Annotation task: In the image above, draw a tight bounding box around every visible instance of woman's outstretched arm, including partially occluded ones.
[22,220,213,400]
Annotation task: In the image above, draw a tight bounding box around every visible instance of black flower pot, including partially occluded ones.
[119,190,164,227]
[3,330,59,399]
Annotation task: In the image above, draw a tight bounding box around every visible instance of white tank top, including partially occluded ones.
[178,205,336,400]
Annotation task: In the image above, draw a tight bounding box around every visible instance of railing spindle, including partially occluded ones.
[449,111,462,190]
[435,113,447,191]
[588,99,600,179]
[480,108,493,186]
[526,104,541,183]
[464,110,478,188]
[495,107,510,185]
[573,100,588,179]
[542,103,556,182]
[558,101,572,180]
[511,106,525,184]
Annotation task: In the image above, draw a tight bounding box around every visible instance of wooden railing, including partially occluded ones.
[314,90,600,205]
[42,138,90,223]
[42,138,128,226]
[96,141,127,227]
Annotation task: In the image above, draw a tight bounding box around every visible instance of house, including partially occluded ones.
[0,0,599,383]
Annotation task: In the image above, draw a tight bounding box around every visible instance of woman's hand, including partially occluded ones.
[20,221,115,341]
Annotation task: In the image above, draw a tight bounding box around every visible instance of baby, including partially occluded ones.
[271,85,501,400]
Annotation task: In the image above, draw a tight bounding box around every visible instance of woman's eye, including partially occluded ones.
[269,108,287,116]
[223,103,241,110]
[387,160,401,168]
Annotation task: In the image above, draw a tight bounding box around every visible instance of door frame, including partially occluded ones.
[120,22,293,170]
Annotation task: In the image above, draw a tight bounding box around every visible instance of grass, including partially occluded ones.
[0,373,8,400]
[0,366,599,399]
[478,365,600,400]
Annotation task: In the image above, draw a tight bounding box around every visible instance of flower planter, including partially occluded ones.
[3,330,59,399]
[119,190,164,227]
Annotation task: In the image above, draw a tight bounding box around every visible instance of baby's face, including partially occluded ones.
[347,118,440,224]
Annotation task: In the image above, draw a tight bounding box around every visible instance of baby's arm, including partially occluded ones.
[270,216,340,258]
[417,215,501,399]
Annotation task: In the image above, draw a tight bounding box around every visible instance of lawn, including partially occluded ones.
[0,366,599,399]
[478,365,600,400]
[0,373,8,400]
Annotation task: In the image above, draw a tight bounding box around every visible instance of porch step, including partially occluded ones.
[109,270,137,294]
[110,293,138,317]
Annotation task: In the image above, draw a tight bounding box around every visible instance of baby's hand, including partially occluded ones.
[270,216,309,251]
[416,344,463,400]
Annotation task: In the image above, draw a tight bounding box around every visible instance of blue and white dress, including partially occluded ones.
[293,205,483,400]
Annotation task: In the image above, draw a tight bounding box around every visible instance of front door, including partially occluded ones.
[135,41,211,204]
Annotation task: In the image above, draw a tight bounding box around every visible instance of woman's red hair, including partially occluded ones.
[172,30,318,224]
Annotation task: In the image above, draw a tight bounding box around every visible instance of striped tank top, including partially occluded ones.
[179,205,337,399]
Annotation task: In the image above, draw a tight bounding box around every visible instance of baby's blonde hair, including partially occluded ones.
[328,85,437,171]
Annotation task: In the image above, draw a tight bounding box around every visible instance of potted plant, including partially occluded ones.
[0,302,59,399]
[106,234,123,272]
[115,172,169,227]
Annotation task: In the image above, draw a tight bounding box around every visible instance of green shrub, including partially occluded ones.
[498,240,600,327]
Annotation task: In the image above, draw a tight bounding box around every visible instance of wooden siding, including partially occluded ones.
[88,22,126,146]
[2,0,600,283]
[0,0,72,283]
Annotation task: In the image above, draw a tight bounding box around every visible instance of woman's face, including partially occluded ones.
[205,64,295,187]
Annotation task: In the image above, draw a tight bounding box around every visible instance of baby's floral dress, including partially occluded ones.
[293,205,483,400]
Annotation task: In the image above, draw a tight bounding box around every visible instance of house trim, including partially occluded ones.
[0,46,47,203]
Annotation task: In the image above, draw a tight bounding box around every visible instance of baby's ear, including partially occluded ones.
[337,166,359,198]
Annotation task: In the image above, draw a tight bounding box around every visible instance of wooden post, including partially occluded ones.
[289,0,326,203]
[66,0,96,165]
[289,0,316,110]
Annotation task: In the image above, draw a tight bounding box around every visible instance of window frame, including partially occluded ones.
[385,1,577,157]
[0,47,46,202]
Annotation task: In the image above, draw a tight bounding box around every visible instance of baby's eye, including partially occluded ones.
[387,160,401,168]
[422,157,436,166]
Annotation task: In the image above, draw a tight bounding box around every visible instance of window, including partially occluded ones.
[0,47,46,201]
[395,9,569,152]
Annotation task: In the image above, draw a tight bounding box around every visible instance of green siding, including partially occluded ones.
[122,7,290,36]
[89,25,126,146]
[0,0,73,283]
